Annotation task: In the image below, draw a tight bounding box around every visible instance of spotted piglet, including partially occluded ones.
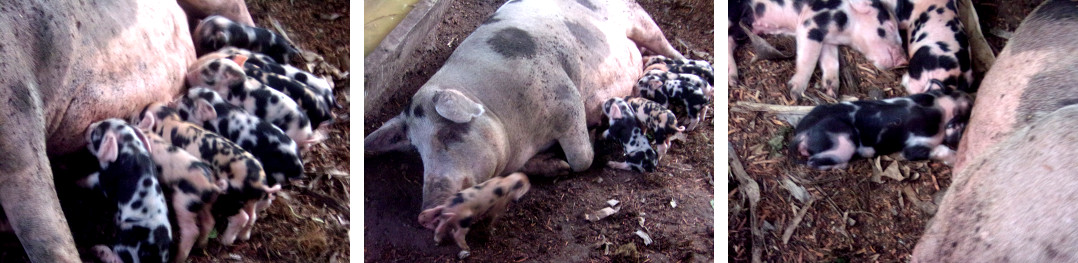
[417,172,530,259]
[83,119,172,263]
[193,15,298,63]
[643,55,716,89]
[624,97,686,159]
[790,84,973,170]
[745,0,907,98]
[139,130,226,263]
[243,66,335,129]
[177,87,304,186]
[216,47,338,109]
[601,97,658,172]
[136,103,281,245]
[186,55,319,149]
[636,69,711,131]
[884,0,974,93]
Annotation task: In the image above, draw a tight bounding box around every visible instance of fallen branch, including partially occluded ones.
[740,22,793,62]
[729,143,763,263]
[958,0,996,74]
[782,198,815,245]
[734,102,814,115]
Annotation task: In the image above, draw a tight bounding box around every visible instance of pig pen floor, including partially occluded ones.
[363,0,715,262]
[0,0,351,262]
[727,1,1039,262]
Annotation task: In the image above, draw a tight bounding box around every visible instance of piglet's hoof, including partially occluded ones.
[458,250,471,259]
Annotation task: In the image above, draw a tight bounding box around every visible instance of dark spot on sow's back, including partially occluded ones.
[487,27,537,59]
[576,0,597,11]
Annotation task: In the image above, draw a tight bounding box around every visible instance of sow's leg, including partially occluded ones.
[0,82,80,262]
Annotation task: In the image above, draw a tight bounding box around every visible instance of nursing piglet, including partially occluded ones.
[140,130,225,263]
[635,69,711,131]
[83,119,172,263]
[177,87,304,186]
[624,97,686,159]
[136,103,280,245]
[601,97,658,172]
[186,56,318,149]
[193,15,297,63]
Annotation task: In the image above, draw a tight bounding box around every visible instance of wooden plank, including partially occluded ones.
[364,0,453,119]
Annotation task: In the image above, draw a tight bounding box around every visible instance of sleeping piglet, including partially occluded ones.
[790,82,973,170]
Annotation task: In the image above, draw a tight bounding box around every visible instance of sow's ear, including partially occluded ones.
[364,116,413,155]
[433,89,484,123]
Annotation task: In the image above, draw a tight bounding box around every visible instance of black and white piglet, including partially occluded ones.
[601,97,657,172]
[242,66,335,129]
[193,15,298,63]
[643,55,716,88]
[177,87,304,186]
[186,56,318,149]
[790,85,973,170]
[216,47,337,109]
[83,119,172,263]
[624,97,686,159]
[636,69,712,131]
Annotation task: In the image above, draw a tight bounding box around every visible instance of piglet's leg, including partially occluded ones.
[172,194,199,263]
[789,27,825,100]
[452,227,472,259]
[819,44,841,97]
[219,211,249,245]
[606,161,634,171]
[930,145,957,165]
[240,200,259,241]
[197,203,215,248]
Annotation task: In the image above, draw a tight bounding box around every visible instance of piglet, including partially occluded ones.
[215,47,338,109]
[136,103,281,245]
[243,67,335,128]
[601,97,658,172]
[83,119,172,263]
[643,55,715,89]
[417,172,530,259]
[140,130,226,263]
[177,87,305,186]
[193,15,298,63]
[624,97,687,159]
[186,55,319,149]
[885,0,974,93]
[790,83,973,170]
[636,69,712,131]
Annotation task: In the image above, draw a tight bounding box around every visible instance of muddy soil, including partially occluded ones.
[363,0,715,262]
[0,0,351,262]
[727,1,1038,262]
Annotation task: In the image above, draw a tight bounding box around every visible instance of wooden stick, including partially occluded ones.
[781,198,815,245]
[729,143,764,263]
[958,0,996,74]
[734,102,814,115]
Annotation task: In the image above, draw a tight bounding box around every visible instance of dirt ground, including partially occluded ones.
[0,0,350,262]
[364,0,714,262]
[728,1,1039,262]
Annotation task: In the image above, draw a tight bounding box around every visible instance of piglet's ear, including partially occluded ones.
[95,132,119,163]
[138,112,156,131]
[364,115,413,155]
[132,126,153,154]
[433,89,484,123]
[609,103,624,119]
[231,55,248,67]
[195,99,218,122]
